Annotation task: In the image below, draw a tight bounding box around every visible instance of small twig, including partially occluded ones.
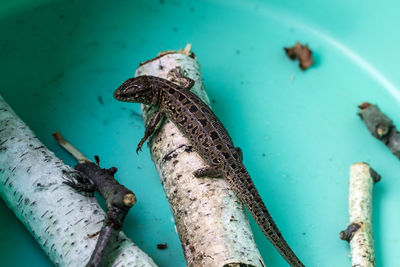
[53,132,91,164]
[340,162,380,267]
[182,43,192,56]
[53,132,136,267]
[358,102,400,159]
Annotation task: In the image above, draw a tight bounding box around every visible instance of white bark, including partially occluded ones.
[340,162,379,267]
[0,95,157,267]
[136,48,264,267]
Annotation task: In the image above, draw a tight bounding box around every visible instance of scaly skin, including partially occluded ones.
[114,75,304,267]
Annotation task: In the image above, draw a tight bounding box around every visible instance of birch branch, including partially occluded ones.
[340,162,381,267]
[358,102,400,159]
[0,95,157,267]
[130,46,264,267]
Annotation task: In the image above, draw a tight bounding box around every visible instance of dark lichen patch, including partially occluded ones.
[35,182,57,192]
[184,146,193,153]
[162,144,192,163]
[163,151,178,162]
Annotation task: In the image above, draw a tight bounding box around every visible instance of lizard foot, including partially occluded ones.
[136,137,146,153]
[167,66,194,90]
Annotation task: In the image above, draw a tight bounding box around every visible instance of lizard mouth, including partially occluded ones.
[113,89,123,101]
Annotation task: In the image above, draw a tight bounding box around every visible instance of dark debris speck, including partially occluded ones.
[157,243,168,250]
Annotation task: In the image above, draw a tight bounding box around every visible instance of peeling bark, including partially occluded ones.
[132,46,264,267]
[340,162,379,267]
[0,95,157,267]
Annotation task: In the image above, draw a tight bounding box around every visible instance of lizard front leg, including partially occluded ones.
[137,109,163,153]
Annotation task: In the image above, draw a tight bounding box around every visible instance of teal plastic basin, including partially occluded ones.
[1,0,400,266]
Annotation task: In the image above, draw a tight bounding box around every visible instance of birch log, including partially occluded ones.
[134,46,264,267]
[339,162,380,267]
[0,95,157,267]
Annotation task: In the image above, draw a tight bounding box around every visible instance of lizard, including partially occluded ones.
[113,70,305,267]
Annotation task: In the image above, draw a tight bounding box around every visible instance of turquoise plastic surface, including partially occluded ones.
[1,0,400,266]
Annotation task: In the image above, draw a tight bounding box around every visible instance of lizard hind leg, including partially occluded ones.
[193,166,224,178]
[167,66,195,90]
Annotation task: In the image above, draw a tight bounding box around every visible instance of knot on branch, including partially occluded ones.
[107,167,118,176]
[369,167,381,183]
[340,223,362,242]
[376,122,390,138]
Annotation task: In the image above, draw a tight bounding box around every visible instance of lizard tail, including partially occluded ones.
[230,169,305,267]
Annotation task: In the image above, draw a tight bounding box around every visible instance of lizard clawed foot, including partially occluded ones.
[136,138,146,154]
[136,109,163,153]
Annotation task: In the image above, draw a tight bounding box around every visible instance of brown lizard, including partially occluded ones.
[114,72,305,267]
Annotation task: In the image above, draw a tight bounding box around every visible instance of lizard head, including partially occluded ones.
[114,76,154,104]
